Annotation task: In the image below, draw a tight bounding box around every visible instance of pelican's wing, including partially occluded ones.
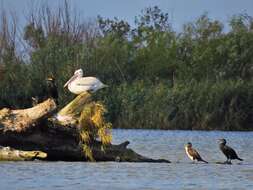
[75,77,100,86]
[76,83,91,86]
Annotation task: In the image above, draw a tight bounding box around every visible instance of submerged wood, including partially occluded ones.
[0,93,170,163]
[215,161,232,165]
[0,146,47,161]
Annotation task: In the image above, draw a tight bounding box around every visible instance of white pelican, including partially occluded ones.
[64,69,107,94]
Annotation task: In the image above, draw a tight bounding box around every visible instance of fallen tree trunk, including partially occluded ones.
[0,93,170,163]
[0,99,56,132]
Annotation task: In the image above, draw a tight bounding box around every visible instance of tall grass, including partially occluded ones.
[101,80,252,130]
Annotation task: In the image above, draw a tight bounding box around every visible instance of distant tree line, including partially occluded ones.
[0,3,252,130]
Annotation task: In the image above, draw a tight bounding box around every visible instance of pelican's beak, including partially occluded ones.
[64,74,78,88]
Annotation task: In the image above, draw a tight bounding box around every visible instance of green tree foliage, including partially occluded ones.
[0,3,253,130]
[131,6,176,81]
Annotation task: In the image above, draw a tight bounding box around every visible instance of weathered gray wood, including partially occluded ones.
[0,98,56,132]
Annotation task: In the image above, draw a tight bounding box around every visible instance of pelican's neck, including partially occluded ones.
[68,76,79,86]
[64,74,80,88]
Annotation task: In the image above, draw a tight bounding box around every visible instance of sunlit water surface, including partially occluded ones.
[0,129,253,190]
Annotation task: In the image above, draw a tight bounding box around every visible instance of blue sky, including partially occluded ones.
[1,0,253,31]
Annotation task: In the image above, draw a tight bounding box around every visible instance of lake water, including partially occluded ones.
[0,129,253,190]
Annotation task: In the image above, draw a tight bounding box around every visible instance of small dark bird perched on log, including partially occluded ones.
[46,77,59,105]
[31,96,39,107]
[218,139,243,164]
[185,142,208,163]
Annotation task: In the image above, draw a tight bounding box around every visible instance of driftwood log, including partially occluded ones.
[0,93,170,163]
[0,146,47,161]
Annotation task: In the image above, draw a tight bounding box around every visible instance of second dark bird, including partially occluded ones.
[218,138,243,164]
[46,77,59,105]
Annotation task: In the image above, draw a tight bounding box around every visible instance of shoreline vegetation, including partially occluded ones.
[0,2,252,131]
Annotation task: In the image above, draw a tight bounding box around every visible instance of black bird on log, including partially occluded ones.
[218,139,243,164]
[185,142,208,163]
[46,77,59,105]
[31,96,39,106]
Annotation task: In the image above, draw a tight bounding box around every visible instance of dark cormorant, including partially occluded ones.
[185,142,208,163]
[46,77,59,105]
[31,96,39,106]
[218,139,243,164]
